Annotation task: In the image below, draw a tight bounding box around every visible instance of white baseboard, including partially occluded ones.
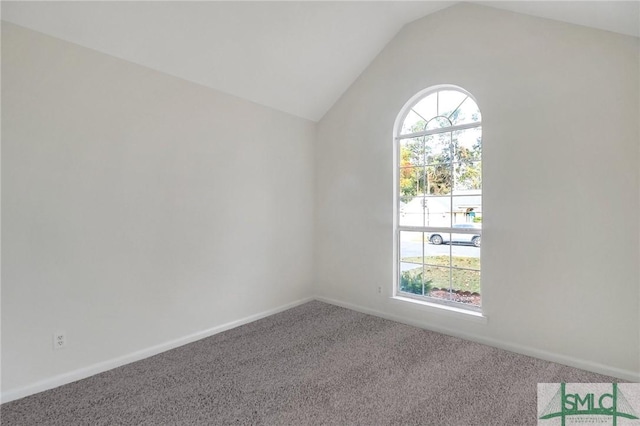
[314,296,640,382]
[1,297,314,404]
[3,294,637,404]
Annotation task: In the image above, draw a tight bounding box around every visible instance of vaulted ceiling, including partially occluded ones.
[3,1,638,122]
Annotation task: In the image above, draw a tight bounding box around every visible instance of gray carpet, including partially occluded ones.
[1,301,620,425]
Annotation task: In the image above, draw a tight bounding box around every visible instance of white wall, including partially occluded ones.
[2,2,639,401]
[315,4,640,379]
[2,22,315,396]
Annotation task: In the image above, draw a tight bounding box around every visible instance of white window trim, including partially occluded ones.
[392,85,484,317]
[390,295,488,323]
[397,121,482,141]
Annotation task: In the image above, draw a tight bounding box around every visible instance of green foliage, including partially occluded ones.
[401,256,480,293]
[399,119,481,196]
[400,271,432,295]
[400,194,414,204]
[399,146,419,198]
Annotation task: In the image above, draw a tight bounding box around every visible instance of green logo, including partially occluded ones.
[539,383,639,425]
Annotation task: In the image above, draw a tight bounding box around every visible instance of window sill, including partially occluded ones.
[391,295,488,324]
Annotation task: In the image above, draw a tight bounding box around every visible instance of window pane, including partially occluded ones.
[412,93,437,124]
[423,265,452,295]
[399,193,429,227]
[453,127,481,161]
[398,165,422,205]
[429,269,481,306]
[426,165,452,196]
[450,97,481,126]
[425,133,452,165]
[425,116,452,130]
[399,231,428,295]
[423,238,451,271]
[400,233,451,296]
[399,137,425,167]
[451,268,480,292]
[429,287,453,303]
[438,90,468,117]
[451,269,481,307]
[399,231,424,274]
[452,195,481,224]
[423,195,452,227]
[424,232,451,275]
[400,110,426,135]
[451,243,480,270]
[453,161,482,194]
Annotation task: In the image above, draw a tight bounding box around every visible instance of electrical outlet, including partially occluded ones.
[53,332,66,350]
[377,286,382,294]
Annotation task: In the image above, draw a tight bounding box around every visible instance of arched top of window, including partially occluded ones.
[398,85,481,137]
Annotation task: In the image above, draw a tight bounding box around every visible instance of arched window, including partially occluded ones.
[394,85,482,311]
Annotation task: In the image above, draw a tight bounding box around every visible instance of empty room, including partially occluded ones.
[2,1,639,424]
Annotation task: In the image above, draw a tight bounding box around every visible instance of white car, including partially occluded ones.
[429,223,481,247]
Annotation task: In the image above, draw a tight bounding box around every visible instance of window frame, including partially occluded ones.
[393,85,483,313]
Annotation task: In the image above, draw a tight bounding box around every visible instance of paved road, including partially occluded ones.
[400,240,479,272]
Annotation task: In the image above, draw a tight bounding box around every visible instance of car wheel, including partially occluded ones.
[430,235,443,245]
[472,236,481,247]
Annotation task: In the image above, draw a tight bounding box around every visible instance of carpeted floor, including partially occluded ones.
[1,301,620,425]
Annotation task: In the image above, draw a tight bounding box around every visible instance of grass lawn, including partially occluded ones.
[401,255,480,293]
